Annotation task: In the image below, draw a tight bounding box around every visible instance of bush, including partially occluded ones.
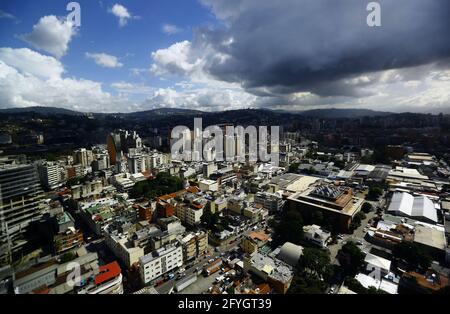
[60,252,76,263]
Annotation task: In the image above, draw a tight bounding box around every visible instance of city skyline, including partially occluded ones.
[0,0,449,114]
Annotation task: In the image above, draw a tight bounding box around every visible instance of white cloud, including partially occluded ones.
[0,10,16,20]
[146,0,450,113]
[111,81,154,95]
[143,86,257,112]
[150,40,225,85]
[149,37,450,113]
[86,52,123,68]
[109,4,138,27]
[162,24,183,35]
[0,47,135,112]
[20,15,77,58]
[0,47,64,79]
[151,41,202,76]
[130,67,149,76]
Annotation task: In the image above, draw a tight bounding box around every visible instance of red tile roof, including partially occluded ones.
[94,261,121,286]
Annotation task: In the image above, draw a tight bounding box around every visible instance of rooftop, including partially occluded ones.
[413,224,447,251]
[94,261,121,286]
[248,231,271,243]
[365,253,391,272]
[388,167,429,181]
[310,185,344,200]
[278,242,303,267]
[387,192,437,223]
[249,253,293,284]
[139,243,181,265]
[270,173,319,192]
[289,185,364,217]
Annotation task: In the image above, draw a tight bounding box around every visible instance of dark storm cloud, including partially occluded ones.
[198,0,450,97]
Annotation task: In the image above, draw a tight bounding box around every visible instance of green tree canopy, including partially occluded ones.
[272,209,304,246]
[392,242,431,271]
[338,241,366,276]
[362,202,373,213]
[129,172,184,199]
[368,187,383,199]
[298,248,333,281]
[289,163,300,173]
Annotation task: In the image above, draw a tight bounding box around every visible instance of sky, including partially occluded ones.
[0,0,449,113]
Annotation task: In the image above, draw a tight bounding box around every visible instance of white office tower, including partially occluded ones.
[36,161,61,190]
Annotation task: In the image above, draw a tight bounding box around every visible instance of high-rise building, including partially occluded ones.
[202,163,218,178]
[73,148,94,167]
[107,130,143,165]
[92,153,110,171]
[36,161,61,190]
[128,154,146,174]
[0,162,46,264]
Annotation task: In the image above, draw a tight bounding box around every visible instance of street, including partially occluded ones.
[154,222,259,294]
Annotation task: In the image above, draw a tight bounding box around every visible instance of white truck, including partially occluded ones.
[175,274,197,292]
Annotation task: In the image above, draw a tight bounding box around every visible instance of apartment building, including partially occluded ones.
[254,191,283,213]
[180,231,208,262]
[139,243,183,284]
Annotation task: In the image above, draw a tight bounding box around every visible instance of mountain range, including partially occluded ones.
[0,106,395,119]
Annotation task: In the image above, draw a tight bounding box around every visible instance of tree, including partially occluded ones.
[392,242,431,270]
[345,277,387,294]
[289,248,334,294]
[350,212,366,231]
[129,172,184,199]
[362,202,373,214]
[272,209,304,246]
[289,163,300,173]
[368,187,383,200]
[338,242,366,276]
[288,274,327,294]
[298,248,333,281]
[60,252,77,263]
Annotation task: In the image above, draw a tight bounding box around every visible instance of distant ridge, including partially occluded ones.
[0,106,83,116]
[297,108,392,118]
[0,106,427,119]
[124,107,204,117]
